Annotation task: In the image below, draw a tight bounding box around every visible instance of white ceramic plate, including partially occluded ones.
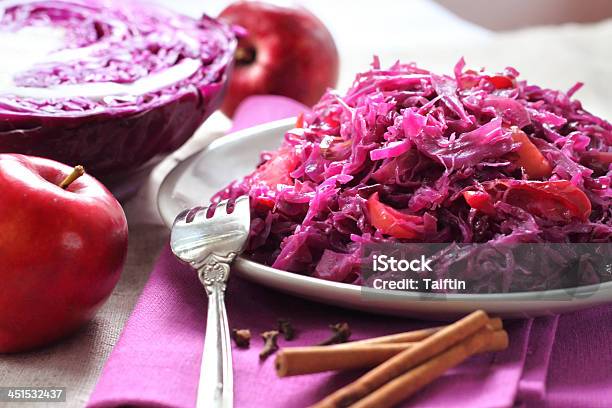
[158,118,612,319]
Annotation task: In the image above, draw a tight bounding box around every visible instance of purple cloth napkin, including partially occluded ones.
[89,247,530,408]
[518,316,559,402]
[228,95,307,133]
[536,306,612,408]
[88,95,610,408]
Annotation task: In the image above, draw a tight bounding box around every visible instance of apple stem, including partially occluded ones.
[235,46,256,65]
[59,165,85,189]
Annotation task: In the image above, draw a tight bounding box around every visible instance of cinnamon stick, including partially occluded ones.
[276,320,505,377]
[350,329,509,408]
[338,327,442,346]
[276,343,416,377]
[332,317,502,347]
[310,310,491,408]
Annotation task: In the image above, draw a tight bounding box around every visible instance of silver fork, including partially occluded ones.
[170,195,250,408]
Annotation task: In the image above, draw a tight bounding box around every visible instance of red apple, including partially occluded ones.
[219,1,339,117]
[0,154,128,352]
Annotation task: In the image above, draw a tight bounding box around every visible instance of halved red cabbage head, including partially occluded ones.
[215,58,612,292]
[0,0,235,180]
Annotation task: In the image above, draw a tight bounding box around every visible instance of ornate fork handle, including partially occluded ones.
[196,253,236,291]
[195,253,236,408]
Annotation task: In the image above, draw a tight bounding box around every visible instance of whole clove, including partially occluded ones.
[317,322,351,346]
[277,318,296,341]
[260,330,280,360]
[231,329,251,349]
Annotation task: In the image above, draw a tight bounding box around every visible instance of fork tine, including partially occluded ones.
[214,199,230,217]
[185,205,208,223]
[232,195,251,219]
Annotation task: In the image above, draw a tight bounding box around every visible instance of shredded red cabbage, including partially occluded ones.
[214,58,612,291]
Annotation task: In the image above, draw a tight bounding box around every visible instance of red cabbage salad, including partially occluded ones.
[214,58,612,292]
